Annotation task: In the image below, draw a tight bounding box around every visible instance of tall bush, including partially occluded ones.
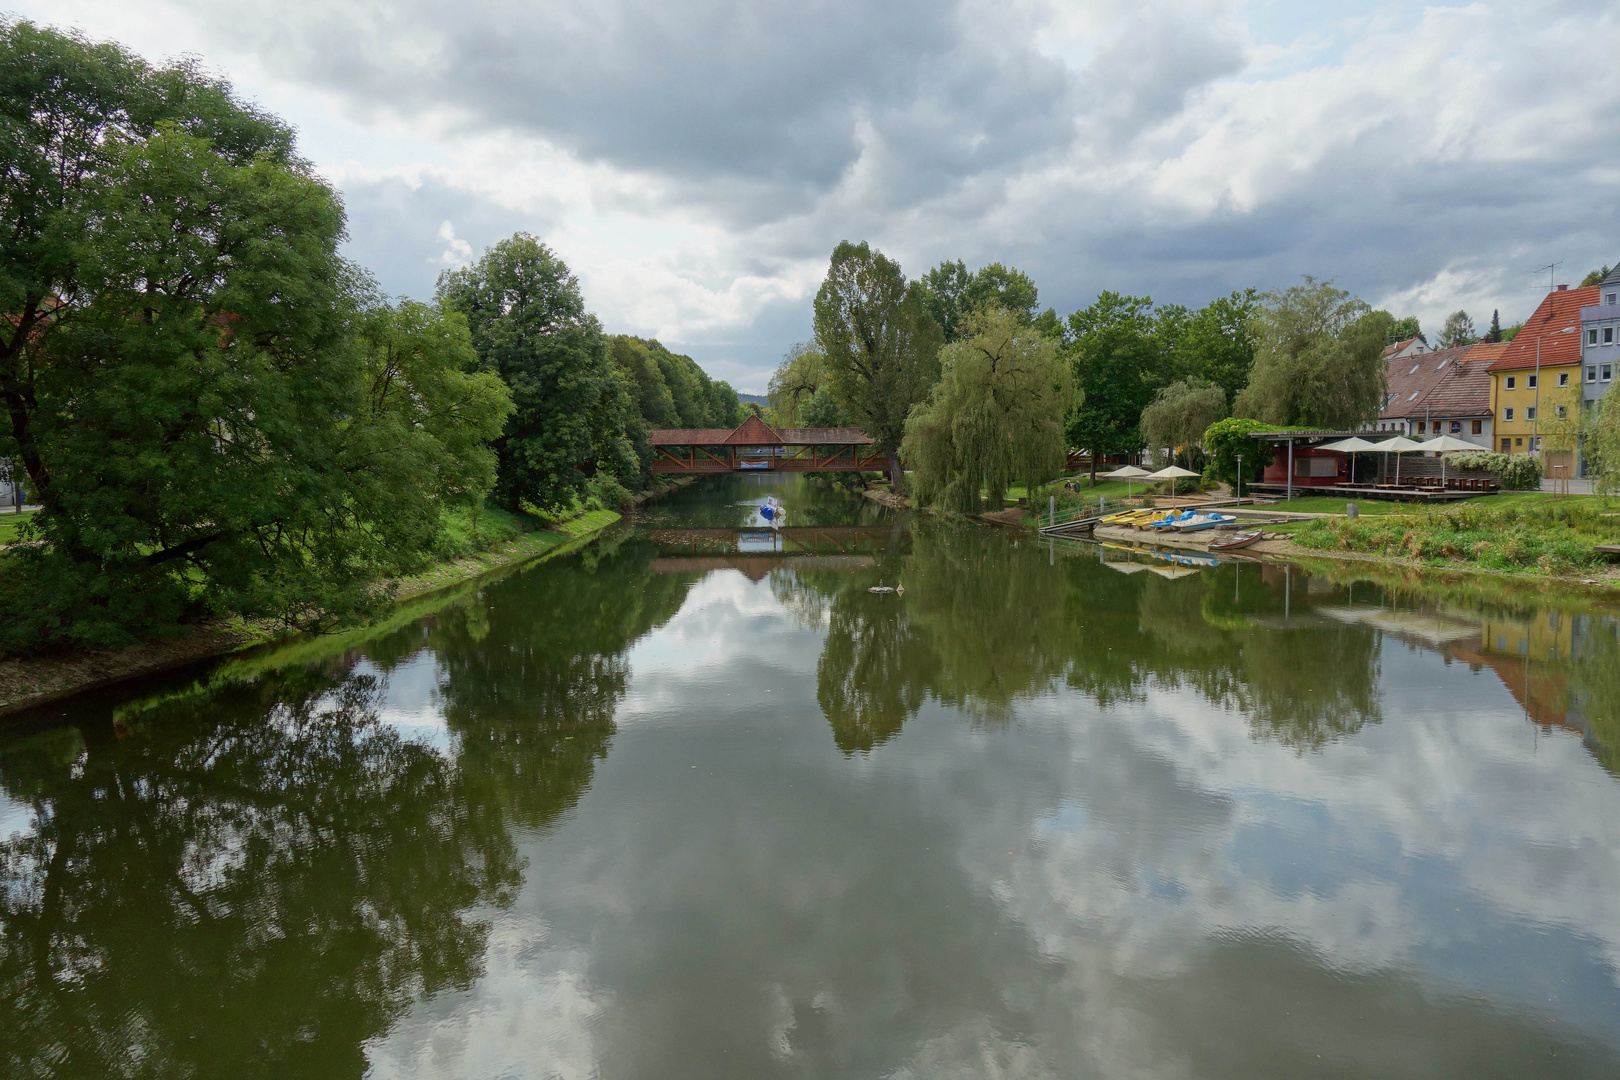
[1201,418,1289,485]
[1445,451,1542,490]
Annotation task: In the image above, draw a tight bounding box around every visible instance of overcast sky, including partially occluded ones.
[15,0,1619,393]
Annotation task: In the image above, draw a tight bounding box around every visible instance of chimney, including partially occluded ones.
[1557,284,1567,291]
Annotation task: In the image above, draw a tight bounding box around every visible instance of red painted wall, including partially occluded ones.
[1259,446,1349,487]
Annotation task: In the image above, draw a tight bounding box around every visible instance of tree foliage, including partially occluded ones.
[1581,266,1613,288]
[1156,289,1260,406]
[1201,418,1285,485]
[1063,292,1161,480]
[608,334,741,478]
[902,308,1076,513]
[1232,278,1390,429]
[917,260,1043,342]
[1438,309,1477,348]
[438,234,636,511]
[0,24,513,649]
[1140,377,1228,467]
[812,241,943,485]
[1387,315,1422,344]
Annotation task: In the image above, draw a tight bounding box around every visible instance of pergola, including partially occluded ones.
[647,415,891,476]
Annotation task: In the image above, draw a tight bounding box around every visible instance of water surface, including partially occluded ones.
[3,475,1619,1078]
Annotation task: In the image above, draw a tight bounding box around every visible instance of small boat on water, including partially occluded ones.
[1208,528,1264,551]
[1145,510,1197,530]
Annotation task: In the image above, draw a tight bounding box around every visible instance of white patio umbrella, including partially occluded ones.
[1316,437,1380,485]
[1100,464,1150,499]
[1413,434,1481,488]
[1145,464,1201,496]
[1367,436,1423,486]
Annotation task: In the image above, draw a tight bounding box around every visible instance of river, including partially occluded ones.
[2,474,1618,1078]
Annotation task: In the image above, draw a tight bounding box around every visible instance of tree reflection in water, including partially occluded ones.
[0,671,515,1080]
[0,537,686,1080]
[811,522,1383,753]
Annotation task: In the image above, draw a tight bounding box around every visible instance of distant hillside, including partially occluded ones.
[738,393,768,406]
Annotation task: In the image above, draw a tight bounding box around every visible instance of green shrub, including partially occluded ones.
[585,474,633,511]
[1446,451,1542,490]
[1202,418,1292,485]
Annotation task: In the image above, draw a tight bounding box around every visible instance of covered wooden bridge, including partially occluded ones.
[647,415,891,476]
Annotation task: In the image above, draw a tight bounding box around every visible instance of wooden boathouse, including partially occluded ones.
[647,415,891,477]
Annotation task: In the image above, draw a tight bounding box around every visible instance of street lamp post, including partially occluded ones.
[1235,454,1243,501]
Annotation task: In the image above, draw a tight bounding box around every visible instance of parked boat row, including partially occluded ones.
[1101,508,1241,533]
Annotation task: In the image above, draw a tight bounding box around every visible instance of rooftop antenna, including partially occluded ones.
[1531,260,1562,292]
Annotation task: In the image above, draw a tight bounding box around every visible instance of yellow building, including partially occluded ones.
[1488,285,1595,472]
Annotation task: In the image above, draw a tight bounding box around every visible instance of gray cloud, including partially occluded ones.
[63,0,1620,389]
[179,0,1080,223]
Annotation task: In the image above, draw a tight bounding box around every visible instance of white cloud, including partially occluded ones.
[432,220,472,268]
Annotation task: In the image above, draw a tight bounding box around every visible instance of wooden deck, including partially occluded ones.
[1245,482,1485,503]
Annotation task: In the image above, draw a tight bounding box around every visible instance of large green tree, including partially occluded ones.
[1063,292,1163,482]
[438,234,636,512]
[917,259,1043,342]
[1157,289,1260,405]
[812,241,943,487]
[1232,278,1390,429]
[0,23,512,648]
[903,308,1076,512]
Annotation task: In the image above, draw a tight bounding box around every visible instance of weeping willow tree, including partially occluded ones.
[902,308,1077,513]
[1140,376,1228,469]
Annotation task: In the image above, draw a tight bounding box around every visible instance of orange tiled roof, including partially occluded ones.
[1488,286,1598,372]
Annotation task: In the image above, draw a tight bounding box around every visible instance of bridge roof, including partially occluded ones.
[647,415,872,446]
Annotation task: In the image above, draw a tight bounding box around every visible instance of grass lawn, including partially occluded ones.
[1286,496,1620,575]
[0,509,37,545]
[1265,490,1620,523]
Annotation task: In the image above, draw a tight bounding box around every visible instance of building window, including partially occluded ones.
[1416,420,1426,433]
[1556,405,1567,419]
[1528,374,1538,389]
[1590,366,1598,382]
[1503,407,1514,422]
[1559,371,1570,386]
[1502,437,1512,451]
[1472,420,1483,435]
[1609,293,1618,304]
[1506,376,1517,389]
[1606,365,1614,381]
[1516,437,1523,447]
[1590,329,1601,346]
[1526,406,1537,421]
[1606,327,1615,345]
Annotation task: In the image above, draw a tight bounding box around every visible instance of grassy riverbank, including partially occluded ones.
[0,502,627,718]
[1024,478,1620,585]
[1280,498,1620,577]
